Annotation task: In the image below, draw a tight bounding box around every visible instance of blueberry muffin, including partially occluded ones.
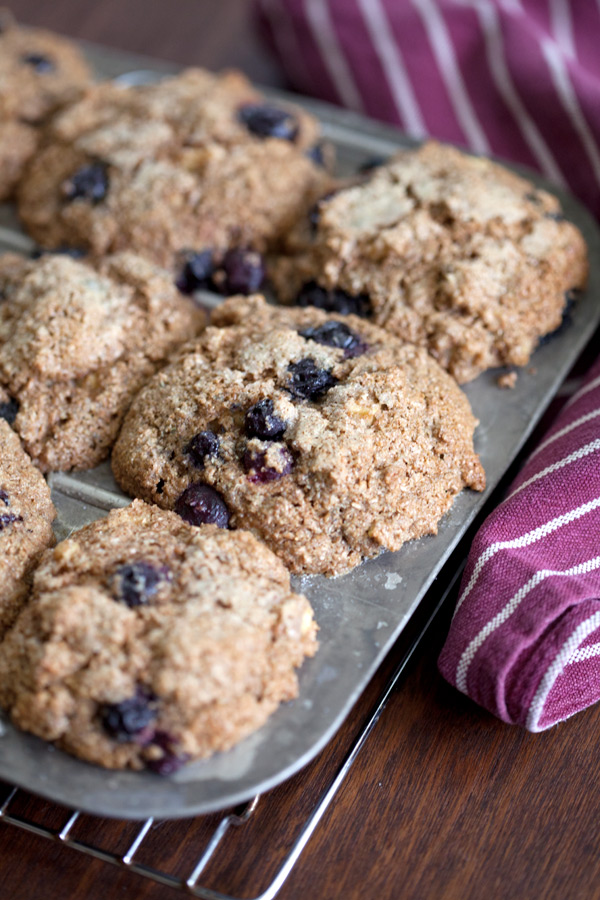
[0,500,318,772]
[0,13,92,199]
[271,141,588,383]
[0,417,56,636]
[0,251,205,472]
[17,68,333,283]
[112,295,485,576]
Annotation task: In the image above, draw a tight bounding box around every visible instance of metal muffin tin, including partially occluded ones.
[0,45,599,820]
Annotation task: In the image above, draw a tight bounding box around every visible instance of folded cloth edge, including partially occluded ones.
[439,353,600,731]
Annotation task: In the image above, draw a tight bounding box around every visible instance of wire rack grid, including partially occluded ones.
[0,565,459,900]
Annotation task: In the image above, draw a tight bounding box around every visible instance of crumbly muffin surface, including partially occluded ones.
[0,500,318,772]
[0,251,204,472]
[112,295,485,575]
[0,119,39,201]
[0,16,91,199]
[18,69,331,270]
[0,418,55,635]
[271,141,589,383]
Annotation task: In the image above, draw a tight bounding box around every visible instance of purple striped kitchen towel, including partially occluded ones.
[257,0,600,727]
[255,0,600,218]
[438,356,600,730]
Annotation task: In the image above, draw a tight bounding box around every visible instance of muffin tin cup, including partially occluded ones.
[0,44,599,819]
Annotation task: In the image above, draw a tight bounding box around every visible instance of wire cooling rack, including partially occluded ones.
[0,565,462,900]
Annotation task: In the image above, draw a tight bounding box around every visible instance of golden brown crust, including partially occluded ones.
[0,17,92,200]
[0,17,91,123]
[17,69,333,267]
[271,141,589,383]
[0,251,205,471]
[0,119,38,200]
[0,419,55,635]
[0,501,317,771]
[113,295,484,575]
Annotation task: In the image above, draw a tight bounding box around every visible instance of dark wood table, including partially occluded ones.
[2,3,600,898]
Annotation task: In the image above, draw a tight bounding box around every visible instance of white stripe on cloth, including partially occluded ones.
[549,0,576,58]
[567,641,600,665]
[411,0,490,153]
[468,0,565,184]
[541,38,600,187]
[456,555,600,694]
[304,0,365,112]
[506,438,600,501]
[526,610,600,731]
[498,0,523,12]
[529,406,600,461]
[355,0,427,137]
[564,373,600,411]
[454,495,600,616]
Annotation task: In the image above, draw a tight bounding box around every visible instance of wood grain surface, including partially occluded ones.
[1,3,599,899]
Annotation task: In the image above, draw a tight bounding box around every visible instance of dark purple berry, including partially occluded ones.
[54,246,87,259]
[0,512,21,530]
[0,489,8,506]
[295,281,372,318]
[175,482,230,528]
[145,730,189,775]
[31,245,87,260]
[300,321,368,358]
[244,445,293,483]
[219,248,265,295]
[307,189,337,235]
[111,561,166,608]
[62,162,109,204]
[238,103,299,141]
[147,753,188,775]
[308,204,321,235]
[151,729,176,751]
[287,358,338,400]
[357,155,388,174]
[244,399,286,440]
[185,430,220,468]
[175,250,214,294]
[0,398,18,425]
[22,53,55,73]
[101,688,156,742]
[306,143,326,168]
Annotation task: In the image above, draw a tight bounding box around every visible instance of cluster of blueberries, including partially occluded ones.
[174,320,369,530]
[101,563,184,772]
[51,95,373,303]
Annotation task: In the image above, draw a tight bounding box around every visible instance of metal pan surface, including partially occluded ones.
[0,45,598,819]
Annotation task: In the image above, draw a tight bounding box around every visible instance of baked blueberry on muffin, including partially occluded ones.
[271,141,588,383]
[0,416,56,635]
[112,295,485,575]
[0,14,92,199]
[18,69,333,279]
[0,251,205,471]
[0,501,318,772]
